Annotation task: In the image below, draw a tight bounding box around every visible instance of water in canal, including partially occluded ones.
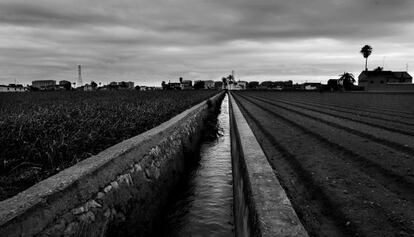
[158,94,234,237]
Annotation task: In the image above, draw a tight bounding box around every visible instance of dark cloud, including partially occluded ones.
[0,0,414,85]
[0,1,118,27]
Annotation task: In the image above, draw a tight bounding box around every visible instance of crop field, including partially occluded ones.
[0,90,218,201]
[232,91,414,237]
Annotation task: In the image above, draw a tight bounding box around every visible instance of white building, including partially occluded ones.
[0,85,25,92]
[358,70,414,92]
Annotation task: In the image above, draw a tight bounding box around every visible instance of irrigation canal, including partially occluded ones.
[157,94,234,236]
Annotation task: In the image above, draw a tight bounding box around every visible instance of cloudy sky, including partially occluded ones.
[1,0,414,86]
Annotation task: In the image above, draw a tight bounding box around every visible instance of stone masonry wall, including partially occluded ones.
[0,92,225,237]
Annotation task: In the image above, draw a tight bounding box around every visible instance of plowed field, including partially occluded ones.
[232,91,414,237]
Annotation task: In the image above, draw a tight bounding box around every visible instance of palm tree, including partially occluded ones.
[339,72,355,90]
[360,45,373,71]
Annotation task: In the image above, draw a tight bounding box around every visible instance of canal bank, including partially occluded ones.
[155,92,308,237]
[157,94,234,237]
[229,92,308,237]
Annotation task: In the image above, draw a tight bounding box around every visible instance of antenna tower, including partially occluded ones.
[78,65,83,86]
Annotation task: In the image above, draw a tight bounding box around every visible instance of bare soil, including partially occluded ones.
[232,91,414,237]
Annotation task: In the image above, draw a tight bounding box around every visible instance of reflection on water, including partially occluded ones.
[159,95,233,237]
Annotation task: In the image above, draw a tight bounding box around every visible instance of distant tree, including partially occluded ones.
[63,82,72,91]
[193,81,205,90]
[91,81,97,89]
[260,81,275,88]
[108,82,119,90]
[374,66,383,71]
[221,77,227,89]
[339,72,356,90]
[27,85,39,91]
[327,79,339,91]
[161,81,167,90]
[58,81,72,90]
[227,74,234,84]
[248,81,259,89]
[135,85,141,90]
[360,45,373,71]
[119,81,128,88]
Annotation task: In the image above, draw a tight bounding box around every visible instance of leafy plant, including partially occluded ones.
[0,90,218,200]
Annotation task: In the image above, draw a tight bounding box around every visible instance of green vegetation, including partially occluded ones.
[0,90,218,200]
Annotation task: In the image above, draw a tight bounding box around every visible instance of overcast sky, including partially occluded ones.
[1,0,414,86]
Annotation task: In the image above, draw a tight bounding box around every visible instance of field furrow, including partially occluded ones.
[247,94,414,155]
[265,92,414,116]
[254,94,414,127]
[232,91,414,237]
[237,94,414,199]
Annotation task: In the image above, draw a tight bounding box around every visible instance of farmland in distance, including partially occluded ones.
[0,90,218,201]
[232,91,414,237]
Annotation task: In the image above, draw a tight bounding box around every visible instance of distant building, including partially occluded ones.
[180,80,193,90]
[358,70,414,92]
[259,81,293,90]
[275,80,293,90]
[238,81,248,89]
[222,74,246,90]
[118,81,134,89]
[32,80,56,90]
[140,86,161,91]
[303,82,321,90]
[83,84,94,91]
[168,82,181,90]
[0,84,25,92]
[204,80,215,89]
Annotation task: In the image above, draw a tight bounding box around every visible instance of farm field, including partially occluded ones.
[0,90,218,201]
[232,91,414,237]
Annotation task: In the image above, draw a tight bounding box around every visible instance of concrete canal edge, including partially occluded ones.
[229,92,309,237]
[0,91,225,237]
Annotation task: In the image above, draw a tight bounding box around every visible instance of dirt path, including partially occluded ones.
[232,91,414,237]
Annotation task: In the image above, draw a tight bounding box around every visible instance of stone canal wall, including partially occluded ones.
[229,92,309,237]
[0,91,225,237]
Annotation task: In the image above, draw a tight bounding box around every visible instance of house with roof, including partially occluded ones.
[180,80,193,90]
[358,70,414,92]
[0,84,25,92]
